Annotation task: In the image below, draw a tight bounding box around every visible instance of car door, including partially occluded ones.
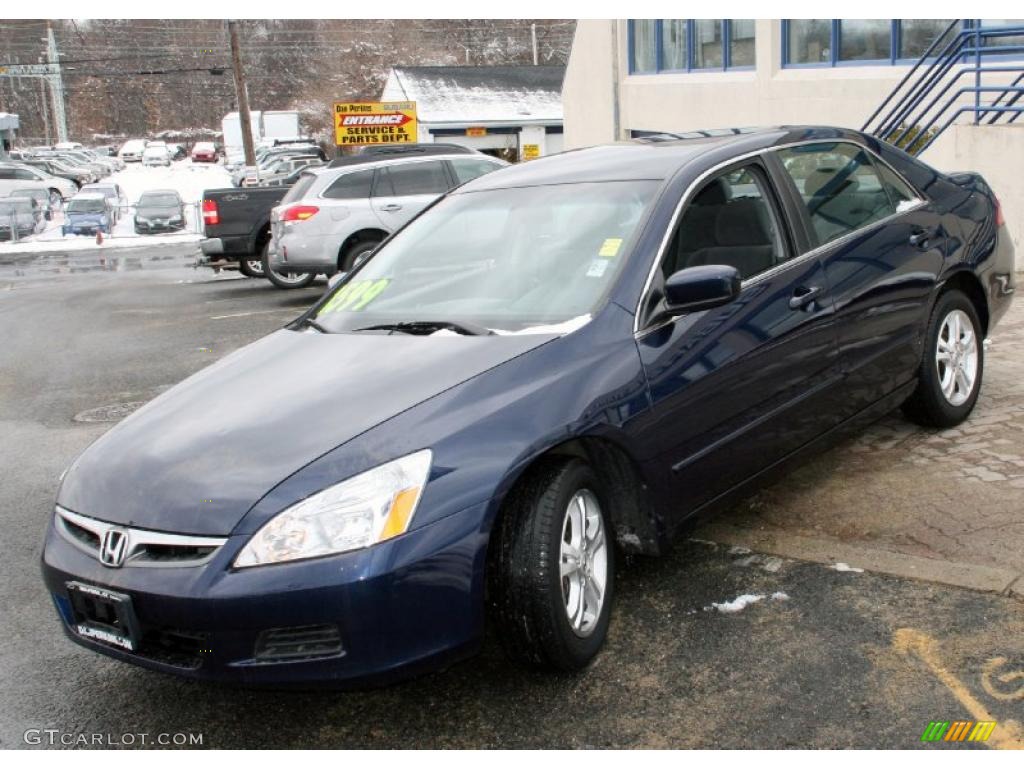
[371,159,451,230]
[633,159,843,518]
[311,167,378,242]
[774,142,945,417]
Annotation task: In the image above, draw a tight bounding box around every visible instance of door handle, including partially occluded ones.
[379,204,402,213]
[909,226,938,248]
[789,285,822,310]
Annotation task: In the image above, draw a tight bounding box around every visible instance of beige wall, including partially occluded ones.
[924,124,1024,271]
[563,19,618,148]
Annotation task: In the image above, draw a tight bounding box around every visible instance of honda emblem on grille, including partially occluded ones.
[99,528,128,567]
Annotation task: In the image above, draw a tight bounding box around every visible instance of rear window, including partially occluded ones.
[450,157,503,185]
[280,172,318,204]
[322,169,375,200]
[67,198,106,213]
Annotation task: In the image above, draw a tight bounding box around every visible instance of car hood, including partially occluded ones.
[57,329,551,535]
[67,212,106,220]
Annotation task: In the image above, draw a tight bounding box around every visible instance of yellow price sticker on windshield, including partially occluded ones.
[598,238,623,258]
[319,278,390,314]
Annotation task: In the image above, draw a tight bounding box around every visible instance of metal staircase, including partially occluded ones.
[862,21,1024,156]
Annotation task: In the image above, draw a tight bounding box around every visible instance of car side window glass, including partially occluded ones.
[660,165,787,282]
[322,169,375,200]
[450,158,502,185]
[875,160,921,211]
[777,143,898,245]
[384,161,450,196]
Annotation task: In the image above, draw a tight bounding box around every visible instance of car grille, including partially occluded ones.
[56,506,227,568]
[254,625,344,663]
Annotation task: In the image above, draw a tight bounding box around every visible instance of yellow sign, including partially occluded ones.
[334,101,418,146]
[522,144,540,160]
[466,127,487,137]
[598,238,623,258]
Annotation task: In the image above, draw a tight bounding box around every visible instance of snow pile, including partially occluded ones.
[830,562,865,573]
[706,592,790,614]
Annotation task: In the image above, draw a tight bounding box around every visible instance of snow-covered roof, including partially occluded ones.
[0,112,19,131]
[381,66,564,126]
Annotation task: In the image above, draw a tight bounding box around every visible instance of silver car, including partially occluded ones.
[268,154,507,288]
[0,164,77,205]
[0,198,45,240]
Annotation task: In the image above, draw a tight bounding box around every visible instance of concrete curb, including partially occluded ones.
[699,522,1023,597]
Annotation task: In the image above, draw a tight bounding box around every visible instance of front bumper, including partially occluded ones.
[135,220,185,233]
[41,500,488,688]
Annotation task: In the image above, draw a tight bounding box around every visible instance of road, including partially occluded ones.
[1,248,1021,749]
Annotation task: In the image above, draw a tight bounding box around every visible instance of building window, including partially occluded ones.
[780,20,1010,67]
[729,19,756,67]
[628,20,756,73]
[786,19,831,64]
[899,20,956,58]
[838,20,891,61]
[661,19,688,70]
[630,19,657,73]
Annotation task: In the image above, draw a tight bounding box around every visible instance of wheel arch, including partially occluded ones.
[489,435,665,559]
[941,269,989,336]
[337,228,388,271]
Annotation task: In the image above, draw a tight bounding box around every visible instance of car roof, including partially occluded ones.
[460,126,872,192]
[72,193,107,200]
[327,143,476,168]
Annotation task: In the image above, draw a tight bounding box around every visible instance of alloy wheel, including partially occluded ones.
[559,489,608,638]
[935,308,978,407]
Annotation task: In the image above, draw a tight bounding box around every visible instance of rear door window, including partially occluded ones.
[776,143,900,245]
[322,169,374,200]
[376,161,450,197]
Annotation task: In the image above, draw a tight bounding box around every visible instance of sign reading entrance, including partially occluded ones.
[334,101,418,146]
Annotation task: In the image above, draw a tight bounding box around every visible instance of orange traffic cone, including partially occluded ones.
[96,230,103,245]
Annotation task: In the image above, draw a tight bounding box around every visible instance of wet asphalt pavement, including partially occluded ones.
[1,248,1022,749]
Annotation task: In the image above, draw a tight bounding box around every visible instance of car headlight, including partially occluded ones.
[233,449,432,568]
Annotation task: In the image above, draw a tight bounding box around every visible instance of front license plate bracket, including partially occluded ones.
[66,581,140,652]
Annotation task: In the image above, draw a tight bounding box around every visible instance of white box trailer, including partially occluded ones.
[262,111,300,142]
[221,111,263,153]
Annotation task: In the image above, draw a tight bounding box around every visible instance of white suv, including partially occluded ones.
[267,154,506,288]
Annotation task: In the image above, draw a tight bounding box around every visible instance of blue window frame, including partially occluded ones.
[628,20,756,74]
[780,20,1022,68]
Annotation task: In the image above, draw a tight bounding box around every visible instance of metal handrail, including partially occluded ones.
[864,23,1024,155]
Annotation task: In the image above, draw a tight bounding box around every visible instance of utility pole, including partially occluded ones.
[46,25,68,143]
[228,20,256,172]
[531,24,539,66]
[39,76,51,145]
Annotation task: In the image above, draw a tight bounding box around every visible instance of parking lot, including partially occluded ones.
[0,248,1021,749]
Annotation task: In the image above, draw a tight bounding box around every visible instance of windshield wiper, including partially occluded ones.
[299,317,330,334]
[353,320,494,336]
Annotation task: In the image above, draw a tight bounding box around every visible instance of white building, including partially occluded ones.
[562,19,1024,265]
[380,66,565,161]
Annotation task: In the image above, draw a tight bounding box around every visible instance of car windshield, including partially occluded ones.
[139,195,179,207]
[311,181,658,334]
[67,198,106,213]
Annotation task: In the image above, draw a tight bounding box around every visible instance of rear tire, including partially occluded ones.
[489,458,615,671]
[238,246,266,278]
[340,237,382,273]
[902,289,984,428]
[261,245,315,290]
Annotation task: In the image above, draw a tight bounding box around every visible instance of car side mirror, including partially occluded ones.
[663,264,741,315]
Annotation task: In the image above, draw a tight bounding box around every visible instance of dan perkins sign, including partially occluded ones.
[334,101,418,146]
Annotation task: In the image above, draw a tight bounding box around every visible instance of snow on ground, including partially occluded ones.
[829,562,865,573]
[706,592,790,614]
[0,159,231,253]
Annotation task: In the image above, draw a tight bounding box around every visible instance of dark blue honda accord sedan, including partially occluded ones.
[42,126,1015,686]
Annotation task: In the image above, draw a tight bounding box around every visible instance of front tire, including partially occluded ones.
[261,246,315,290]
[490,458,615,671]
[902,289,984,428]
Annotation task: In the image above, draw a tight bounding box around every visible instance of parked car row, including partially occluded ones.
[59,188,187,238]
[228,143,328,187]
[199,144,505,288]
